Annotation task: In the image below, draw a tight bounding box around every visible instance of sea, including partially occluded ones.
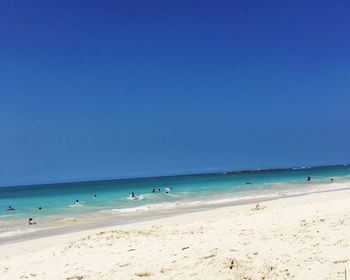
[1,164,349,242]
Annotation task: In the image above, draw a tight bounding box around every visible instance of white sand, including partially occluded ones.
[1,190,349,280]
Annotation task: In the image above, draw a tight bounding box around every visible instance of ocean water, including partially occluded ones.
[1,164,350,239]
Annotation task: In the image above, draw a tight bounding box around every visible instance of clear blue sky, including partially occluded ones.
[0,1,349,187]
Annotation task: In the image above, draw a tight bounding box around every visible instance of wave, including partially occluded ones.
[292,166,311,170]
[99,181,350,216]
[0,228,38,238]
[0,214,14,218]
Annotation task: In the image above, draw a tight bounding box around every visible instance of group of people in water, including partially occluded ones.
[151,187,173,193]
[5,176,337,226]
[5,195,99,226]
[5,205,42,225]
[130,186,173,200]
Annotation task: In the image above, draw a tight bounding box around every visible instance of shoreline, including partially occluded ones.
[1,185,349,246]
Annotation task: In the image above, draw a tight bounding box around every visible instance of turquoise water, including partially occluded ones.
[1,164,350,238]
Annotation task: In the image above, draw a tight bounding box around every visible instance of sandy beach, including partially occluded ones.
[1,189,349,280]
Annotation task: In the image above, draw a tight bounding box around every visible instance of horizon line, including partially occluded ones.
[1,162,348,189]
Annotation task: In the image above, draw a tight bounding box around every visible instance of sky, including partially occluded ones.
[0,1,349,187]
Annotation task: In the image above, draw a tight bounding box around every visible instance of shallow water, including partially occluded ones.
[1,164,349,239]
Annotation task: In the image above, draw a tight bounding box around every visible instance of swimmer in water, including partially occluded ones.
[28,218,36,225]
[6,206,15,211]
[93,194,97,198]
[307,176,311,182]
[165,187,173,194]
[131,192,136,199]
[27,206,42,211]
[75,199,80,205]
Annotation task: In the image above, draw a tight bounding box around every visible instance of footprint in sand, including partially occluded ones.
[135,272,152,277]
[160,268,172,273]
[66,276,84,280]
